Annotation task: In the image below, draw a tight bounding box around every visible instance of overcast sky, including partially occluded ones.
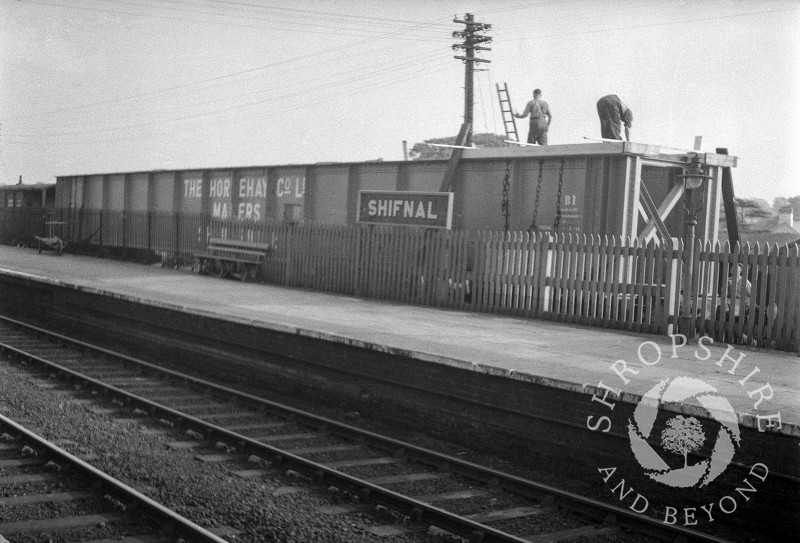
[1,0,798,203]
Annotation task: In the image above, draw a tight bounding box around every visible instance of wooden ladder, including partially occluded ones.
[496,83,519,142]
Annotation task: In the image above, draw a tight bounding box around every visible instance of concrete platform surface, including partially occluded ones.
[0,246,797,437]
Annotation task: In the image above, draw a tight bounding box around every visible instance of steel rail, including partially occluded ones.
[0,314,734,543]
[0,413,228,543]
[0,340,529,543]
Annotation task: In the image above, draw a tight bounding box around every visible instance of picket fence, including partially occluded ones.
[205,219,798,352]
[4,208,799,352]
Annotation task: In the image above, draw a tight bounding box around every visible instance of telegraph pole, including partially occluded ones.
[453,13,491,146]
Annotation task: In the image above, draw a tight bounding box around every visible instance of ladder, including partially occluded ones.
[496,83,519,142]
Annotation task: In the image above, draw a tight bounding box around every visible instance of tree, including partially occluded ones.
[788,195,800,217]
[734,198,771,224]
[773,196,790,212]
[661,416,705,468]
[409,133,510,160]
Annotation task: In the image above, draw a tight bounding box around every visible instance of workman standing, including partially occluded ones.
[514,89,552,145]
[596,94,632,140]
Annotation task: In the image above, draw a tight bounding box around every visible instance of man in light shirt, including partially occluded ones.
[514,88,552,145]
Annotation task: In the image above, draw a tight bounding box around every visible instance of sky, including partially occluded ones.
[0,0,798,203]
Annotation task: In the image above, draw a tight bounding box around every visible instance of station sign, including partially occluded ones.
[357,190,453,229]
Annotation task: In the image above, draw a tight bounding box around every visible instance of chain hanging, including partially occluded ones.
[528,160,544,232]
[501,159,512,231]
[553,159,565,232]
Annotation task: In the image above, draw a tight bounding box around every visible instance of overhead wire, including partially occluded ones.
[4,49,450,139]
[4,0,728,127]
[484,69,499,136]
[3,3,452,123]
[475,69,490,134]
[4,47,447,135]
[150,0,451,32]
[15,0,450,40]
[491,2,799,42]
[2,58,459,147]
[184,0,452,28]
[4,0,794,151]
[3,53,457,144]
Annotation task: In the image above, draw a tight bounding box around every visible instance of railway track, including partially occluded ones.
[0,315,733,543]
[0,412,226,543]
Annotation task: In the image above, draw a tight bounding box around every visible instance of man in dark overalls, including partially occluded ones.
[596,94,633,140]
[515,89,552,145]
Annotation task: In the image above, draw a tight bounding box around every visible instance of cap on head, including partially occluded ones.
[533,88,542,97]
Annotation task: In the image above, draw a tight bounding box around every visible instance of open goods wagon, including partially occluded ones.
[53,142,736,253]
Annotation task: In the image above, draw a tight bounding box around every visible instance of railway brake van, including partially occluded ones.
[0,183,56,246]
[53,142,736,263]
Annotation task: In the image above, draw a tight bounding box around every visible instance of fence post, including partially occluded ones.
[122,211,127,258]
[174,211,181,268]
[77,207,84,246]
[679,217,697,337]
[146,210,152,263]
[11,206,17,244]
[284,224,293,285]
[59,207,66,242]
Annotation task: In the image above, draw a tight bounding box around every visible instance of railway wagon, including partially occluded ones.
[53,142,736,254]
[0,183,56,246]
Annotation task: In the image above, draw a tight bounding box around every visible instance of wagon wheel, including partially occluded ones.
[235,262,248,282]
[212,258,226,278]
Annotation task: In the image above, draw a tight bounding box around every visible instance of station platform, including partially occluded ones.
[0,246,797,438]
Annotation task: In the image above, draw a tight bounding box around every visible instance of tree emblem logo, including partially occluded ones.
[628,377,741,488]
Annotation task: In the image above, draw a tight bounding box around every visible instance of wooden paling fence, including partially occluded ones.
[32,209,800,352]
[205,221,798,351]
[684,241,799,352]
[0,207,49,247]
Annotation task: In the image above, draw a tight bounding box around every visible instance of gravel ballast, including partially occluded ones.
[0,362,428,543]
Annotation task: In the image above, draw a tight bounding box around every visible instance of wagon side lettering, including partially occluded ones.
[276,177,288,197]
[237,202,261,220]
[209,177,230,198]
[212,201,231,219]
[184,178,203,198]
[239,177,266,199]
[256,177,266,198]
[277,177,303,199]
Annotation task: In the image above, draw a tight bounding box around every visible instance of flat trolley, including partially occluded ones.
[35,221,66,255]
